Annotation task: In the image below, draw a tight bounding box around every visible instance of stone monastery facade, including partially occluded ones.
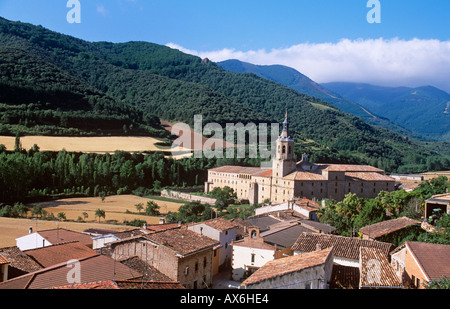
[205,113,395,204]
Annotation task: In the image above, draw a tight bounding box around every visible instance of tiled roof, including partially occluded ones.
[291,233,394,261]
[209,165,271,177]
[146,228,219,257]
[37,228,93,247]
[261,224,314,249]
[24,241,98,268]
[52,280,185,289]
[0,246,42,273]
[405,241,450,281]
[317,164,384,173]
[194,217,239,231]
[359,217,421,239]
[329,264,360,289]
[242,247,333,286]
[0,253,10,265]
[119,256,173,282]
[345,172,395,182]
[0,255,142,289]
[359,247,403,288]
[144,223,180,233]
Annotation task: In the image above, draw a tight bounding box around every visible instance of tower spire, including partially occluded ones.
[281,109,289,138]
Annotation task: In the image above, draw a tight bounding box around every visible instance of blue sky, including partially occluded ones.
[1,0,450,91]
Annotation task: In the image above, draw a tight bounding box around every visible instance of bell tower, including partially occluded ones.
[272,111,296,178]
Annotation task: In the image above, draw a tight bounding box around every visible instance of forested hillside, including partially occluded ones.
[0,17,449,173]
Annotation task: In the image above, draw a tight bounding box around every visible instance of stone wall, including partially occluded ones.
[161,189,216,205]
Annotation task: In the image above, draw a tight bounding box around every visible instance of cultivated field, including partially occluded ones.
[421,170,450,181]
[29,195,184,224]
[0,135,192,154]
[0,195,185,247]
[0,217,133,248]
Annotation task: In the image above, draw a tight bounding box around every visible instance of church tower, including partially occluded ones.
[272,111,296,178]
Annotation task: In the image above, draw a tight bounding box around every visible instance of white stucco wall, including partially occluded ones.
[232,245,275,281]
[16,233,51,251]
[188,224,237,267]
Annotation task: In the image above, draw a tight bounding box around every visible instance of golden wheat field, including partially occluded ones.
[0,195,185,247]
[0,217,133,248]
[30,195,184,223]
[0,135,192,154]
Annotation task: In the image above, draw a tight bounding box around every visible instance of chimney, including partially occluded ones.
[316,243,322,251]
[142,223,147,230]
[159,218,166,225]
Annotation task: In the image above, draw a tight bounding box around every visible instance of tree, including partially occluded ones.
[57,212,67,221]
[95,209,106,223]
[31,205,47,219]
[425,276,450,289]
[135,203,144,214]
[210,186,237,211]
[145,201,160,216]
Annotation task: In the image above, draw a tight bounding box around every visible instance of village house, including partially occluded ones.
[359,247,403,289]
[15,228,94,251]
[359,216,422,241]
[52,280,185,289]
[390,241,450,289]
[241,247,334,289]
[231,227,280,281]
[291,232,394,268]
[107,228,219,289]
[205,113,395,204]
[0,253,9,283]
[187,217,239,272]
[425,193,450,222]
[0,242,143,289]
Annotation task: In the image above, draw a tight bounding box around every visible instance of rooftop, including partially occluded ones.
[359,217,422,239]
[359,247,403,288]
[52,280,185,289]
[0,246,42,273]
[192,217,239,232]
[242,247,333,286]
[32,228,93,247]
[146,228,219,257]
[405,241,450,281]
[23,241,98,268]
[291,233,394,261]
[0,255,142,289]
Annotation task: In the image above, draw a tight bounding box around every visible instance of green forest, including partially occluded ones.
[0,17,449,175]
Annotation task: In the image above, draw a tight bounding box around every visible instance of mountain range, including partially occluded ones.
[0,16,449,173]
[218,59,450,142]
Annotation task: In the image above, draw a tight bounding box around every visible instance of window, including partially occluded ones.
[251,253,256,264]
[203,257,207,268]
[305,282,311,289]
[185,267,189,276]
[195,262,199,272]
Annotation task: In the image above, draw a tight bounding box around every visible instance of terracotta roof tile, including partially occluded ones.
[0,255,142,289]
[24,242,99,268]
[0,253,10,265]
[52,280,185,289]
[406,241,450,281]
[37,228,93,247]
[0,246,42,273]
[242,247,333,286]
[359,217,421,239]
[359,247,403,288]
[195,217,239,231]
[146,228,219,257]
[209,165,271,177]
[292,233,393,261]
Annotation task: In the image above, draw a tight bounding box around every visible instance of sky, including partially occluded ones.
[1,0,449,92]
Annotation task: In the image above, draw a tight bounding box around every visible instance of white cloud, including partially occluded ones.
[167,38,450,92]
